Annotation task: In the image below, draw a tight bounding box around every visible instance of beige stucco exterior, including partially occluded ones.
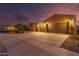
[30,14,77,34]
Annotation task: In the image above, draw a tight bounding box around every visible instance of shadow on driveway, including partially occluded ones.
[61,36,79,53]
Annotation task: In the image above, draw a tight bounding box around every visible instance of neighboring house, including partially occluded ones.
[30,14,77,34]
[5,25,17,31]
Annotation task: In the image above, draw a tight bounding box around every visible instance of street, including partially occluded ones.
[0,32,79,56]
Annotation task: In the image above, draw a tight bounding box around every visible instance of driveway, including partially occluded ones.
[0,32,78,56]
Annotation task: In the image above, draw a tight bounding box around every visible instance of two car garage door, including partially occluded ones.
[46,22,69,34]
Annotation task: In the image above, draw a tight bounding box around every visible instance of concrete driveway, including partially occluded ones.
[0,32,78,56]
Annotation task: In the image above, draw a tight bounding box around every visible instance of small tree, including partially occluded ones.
[15,23,25,33]
[15,14,30,33]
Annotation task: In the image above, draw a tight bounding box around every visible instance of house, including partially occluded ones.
[5,25,17,31]
[30,14,77,34]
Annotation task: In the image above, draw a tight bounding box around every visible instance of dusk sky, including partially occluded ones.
[0,3,79,26]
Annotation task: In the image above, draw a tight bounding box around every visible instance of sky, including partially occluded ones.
[0,3,79,26]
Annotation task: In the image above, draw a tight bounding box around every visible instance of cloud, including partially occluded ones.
[0,4,79,25]
[37,4,79,22]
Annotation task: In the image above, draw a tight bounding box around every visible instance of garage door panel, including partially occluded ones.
[49,22,68,34]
